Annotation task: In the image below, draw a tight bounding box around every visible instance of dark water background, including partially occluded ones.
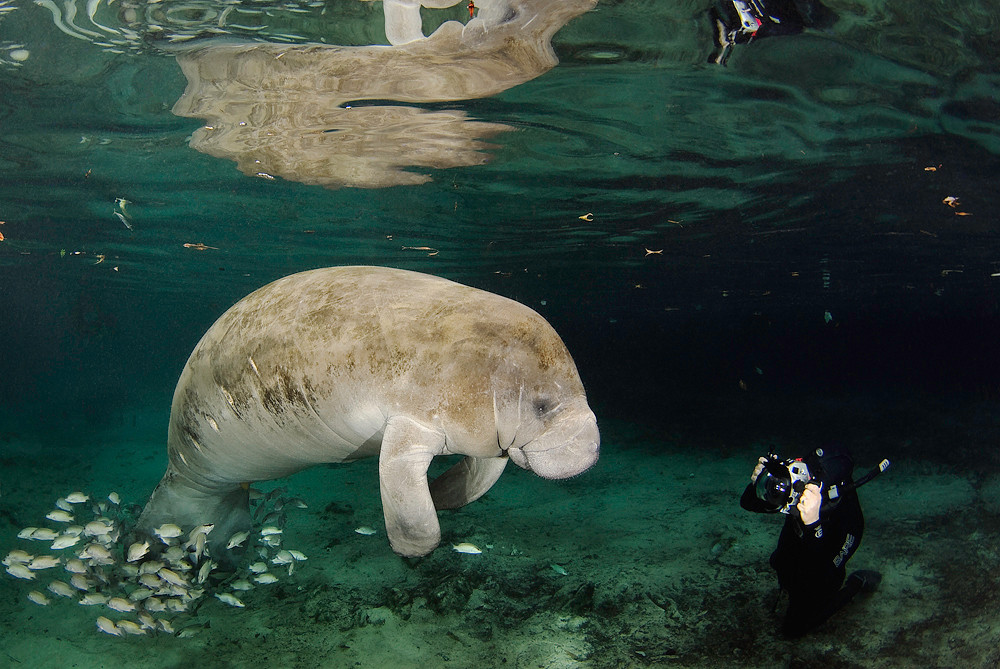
[2,0,999,467]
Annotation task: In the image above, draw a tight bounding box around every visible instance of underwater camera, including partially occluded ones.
[755,454,813,514]
[755,450,891,515]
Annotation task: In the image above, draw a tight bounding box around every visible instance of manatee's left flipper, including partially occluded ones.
[378,416,447,557]
[430,456,508,510]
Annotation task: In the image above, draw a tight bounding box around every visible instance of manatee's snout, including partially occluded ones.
[509,410,600,479]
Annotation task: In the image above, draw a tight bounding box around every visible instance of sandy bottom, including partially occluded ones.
[1,412,999,669]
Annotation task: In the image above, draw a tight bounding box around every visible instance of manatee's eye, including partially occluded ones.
[533,399,552,417]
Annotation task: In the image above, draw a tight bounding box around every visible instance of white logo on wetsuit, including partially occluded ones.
[833,533,856,567]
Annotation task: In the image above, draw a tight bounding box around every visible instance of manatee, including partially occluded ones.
[136,266,599,557]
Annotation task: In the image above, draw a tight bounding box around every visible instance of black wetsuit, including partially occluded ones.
[741,480,865,636]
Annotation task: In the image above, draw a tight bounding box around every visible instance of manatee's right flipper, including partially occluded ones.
[378,416,447,557]
[430,456,508,510]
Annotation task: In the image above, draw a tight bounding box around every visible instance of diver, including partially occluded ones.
[708,0,837,65]
[741,443,888,636]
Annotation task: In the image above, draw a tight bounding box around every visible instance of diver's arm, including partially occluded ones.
[794,484,846,571]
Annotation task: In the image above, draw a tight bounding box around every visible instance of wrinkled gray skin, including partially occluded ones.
[137,266,600,557]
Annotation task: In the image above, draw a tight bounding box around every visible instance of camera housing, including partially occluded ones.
[755,454,813,514]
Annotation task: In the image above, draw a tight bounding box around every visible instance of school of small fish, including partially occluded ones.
[3,487,309,638]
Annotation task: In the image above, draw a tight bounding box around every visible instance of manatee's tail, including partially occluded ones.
[135,465,252,564]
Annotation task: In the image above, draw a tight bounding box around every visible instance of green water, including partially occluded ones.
[1,0,999,666]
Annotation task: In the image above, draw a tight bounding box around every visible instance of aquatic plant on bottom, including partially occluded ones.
[2,487,309,637]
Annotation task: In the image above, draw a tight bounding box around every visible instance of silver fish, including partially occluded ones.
[47,580,76,598]
[157,567,188,588]
[51,535,81,550]
[84,520,113,537]
[138,575,161,591]
[106,596,136,612]
[196,560,214,584]
[144,597,166,612]
[215,592,245,608]
[114,211,133,230]
[96,616,120,636]
[270,550,293,565]
[46,510,74,523]
[6,563,35,580]
[30,528,59,541]
[27,590,50,606]
[3,550,33,565]
[64,559,88,574]
[80,592,108,606]
[27,556,61,570]
[70,574,92,591]
[226,531,250,549]
[128,588,155,603]
[127,541,150,563]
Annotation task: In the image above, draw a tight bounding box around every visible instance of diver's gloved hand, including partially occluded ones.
[797,482,822,525]
[751,456,767,483]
